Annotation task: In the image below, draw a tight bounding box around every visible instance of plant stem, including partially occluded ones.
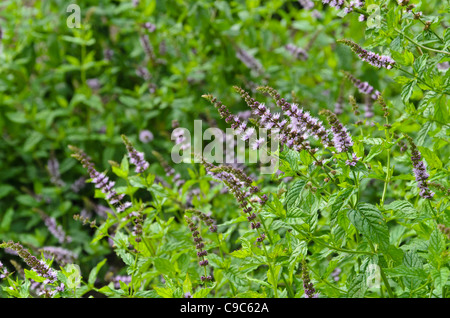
[381,147,390,206]
[346,152,360,202]
[308,151,338,185]
[394,28,450,56]
[255,218,279,298]
[367,241,395,298]
[313,238,374,256]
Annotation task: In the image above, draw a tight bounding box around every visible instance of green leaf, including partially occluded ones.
[431,268,449,290]
[415,121,432,146]
[413,54,428,74]
[154,286,173,298]
[153,257,175,276]
[364,144,383,162]
[428,229,445,258]
[120,155,129,174]
[183,274,192,294]
[404,50,415,66]
[384,265,427,279]
[193,287,213,298]
[330,188,354,227]
[97,285,126,297]
[128,175,146,188]
[401,79,417,105]
[285,180,306,209]
[0,208,14,231]
[347,273,367,298]
[384,200,418,219]
[353,141,364,159]
[402,251,424,291]
[299,150,313,166]
[434,95,448,123]
[417,146,442,170]
[112,165,128,179]
[24,269,46,283]
[24,131,43,152]
[88,258,107,287]
[347,203,390,250]
[230,248,252,259]
[267,265,281,291]
[363,138,384,146]
[5,112,27,124]
[0,185,14,199]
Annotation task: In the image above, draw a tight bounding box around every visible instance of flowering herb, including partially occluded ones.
[404,135,435,199]
[1,0,448,302]
[319,109,354,153]
[338,39,396,69]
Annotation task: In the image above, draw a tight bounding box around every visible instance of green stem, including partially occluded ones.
[381,147,390,206]
[313,239,374,256]
[354,7,448,54]
[417,18,445,43]
[427,199,438,219]
[143,237,155,255]
[308,151,338,185]
[346,152,360,202]
[254,221,278,298]
[394,28,450,56]
[309,267,346,294]
[367,241,395,298]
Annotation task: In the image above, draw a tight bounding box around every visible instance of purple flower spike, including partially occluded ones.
[320,110,353,153]
[338,39,395,70]
[404,135,435,199]
[122,135,150,173]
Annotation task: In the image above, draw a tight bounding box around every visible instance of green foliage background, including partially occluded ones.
[0,0,448,298]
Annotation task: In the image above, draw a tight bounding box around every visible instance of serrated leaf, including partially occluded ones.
[128,175,146,188]
[428,229,445,258]
[401,79,417,105]
[153,257,175,276]
[154,286,173,298]
[285,180,306,209]
[384,200,418,219]
[363,138,384,145]
[402,251,424,291]
[330,188,355,227]
[193,287,212,298]
[24,269,46,283]
[431,268,449,290]
[98,285,126,297]
[347,273,367,298]
[384,265,427,278]
[347,203,390,250]
[413,54,429,74]
[112,165,128,179]
[415,122,432,146]
[434,95,448,123]
[230,248,252,259]
[245,276,272,288]
[417,146,442,170]
[364,144,383,162]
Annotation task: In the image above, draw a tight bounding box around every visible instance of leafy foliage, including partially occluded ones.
[0,0,449,299]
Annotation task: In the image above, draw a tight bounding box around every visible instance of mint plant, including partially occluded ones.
[0,0,448,299]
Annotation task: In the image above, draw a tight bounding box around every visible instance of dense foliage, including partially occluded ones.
[0,0,449,299]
